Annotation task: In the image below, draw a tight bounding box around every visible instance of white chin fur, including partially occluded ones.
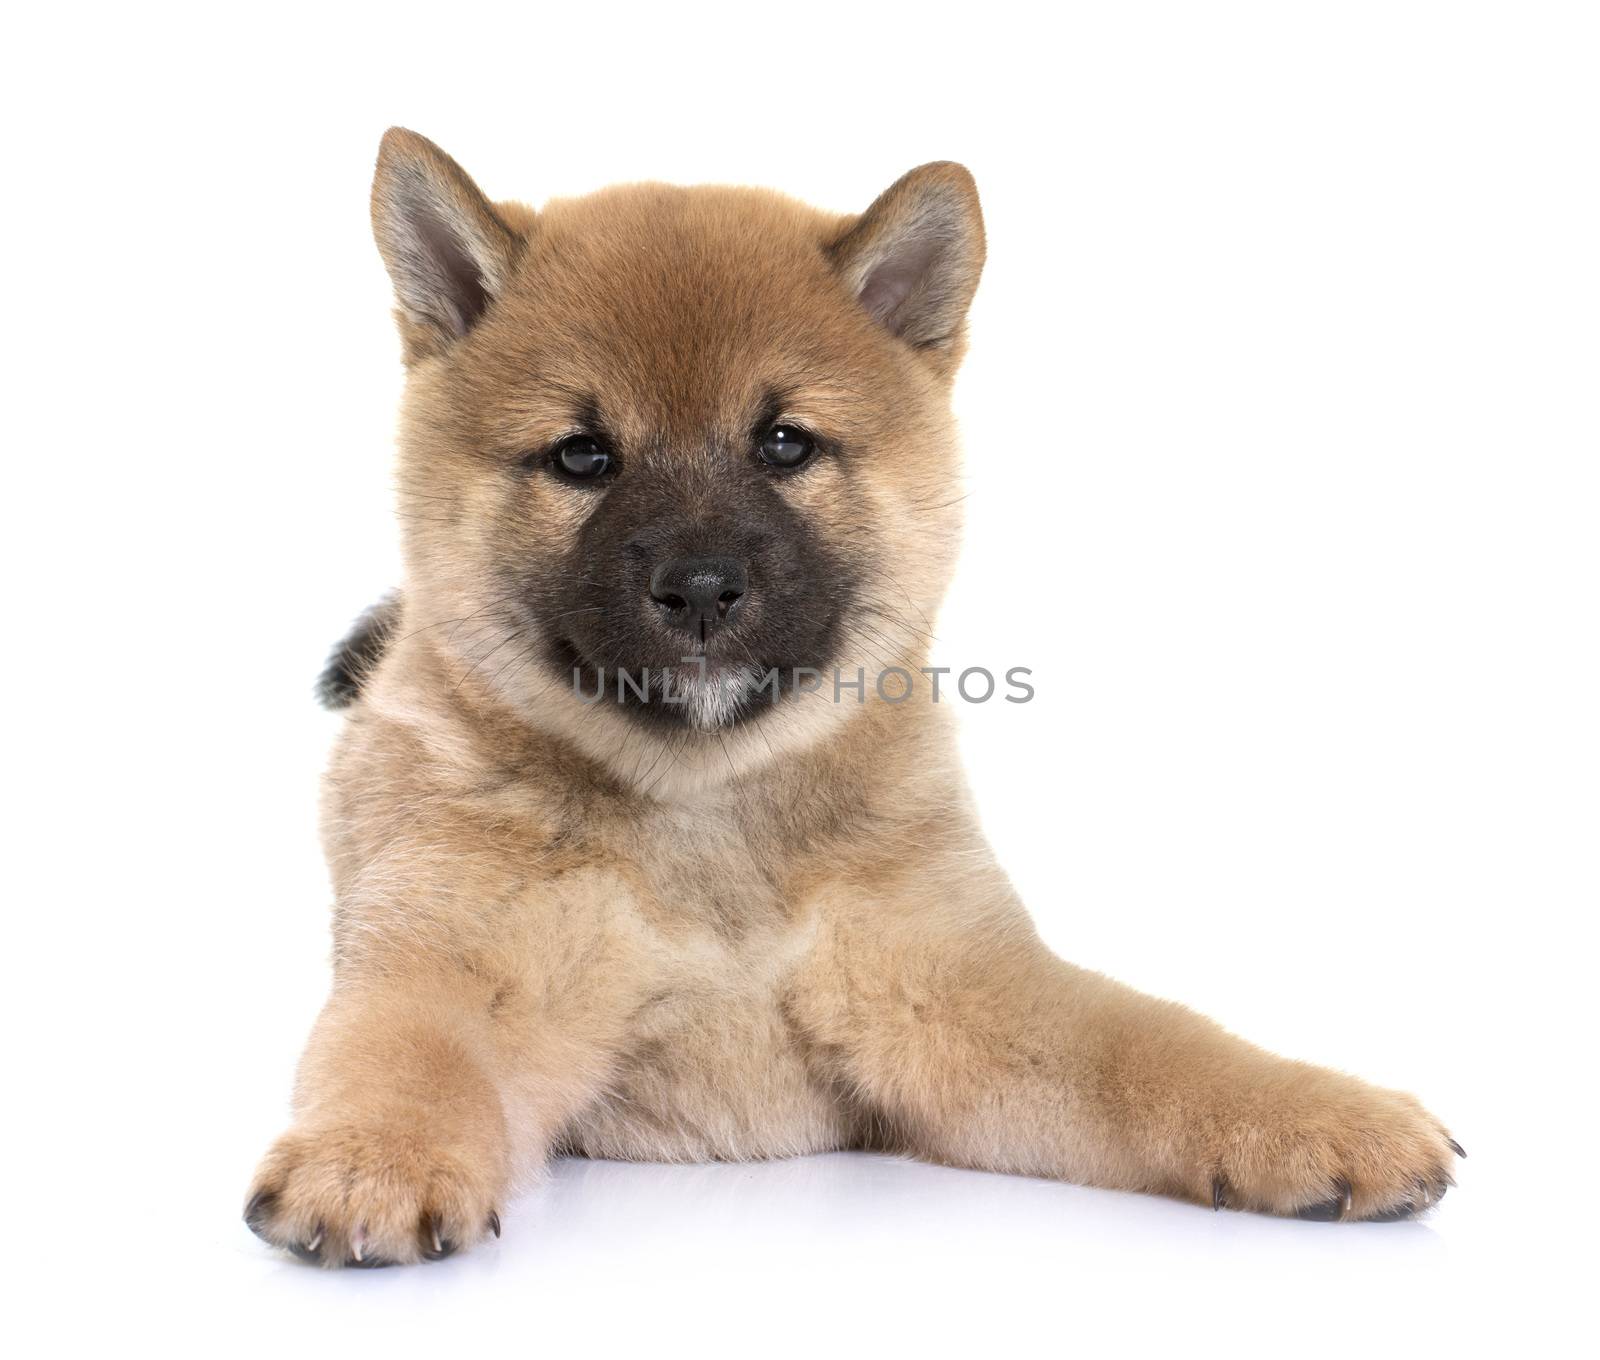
[668,666,759,730]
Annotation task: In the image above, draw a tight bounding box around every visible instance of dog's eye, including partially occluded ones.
[551,436,612,481]
[758,425,815,470]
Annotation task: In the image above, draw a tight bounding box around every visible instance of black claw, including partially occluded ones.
[1447,1138,1467,1159]
[487,1210,502,1239]
[421,1214,457,1262]
[243,1190,277,1239]
[1295,1179,1351,1222]
[1211,1176,1227,1212]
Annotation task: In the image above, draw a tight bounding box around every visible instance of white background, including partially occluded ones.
[5,2,1595,1355]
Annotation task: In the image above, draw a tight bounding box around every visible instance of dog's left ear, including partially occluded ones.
[370,128,521,359]
[830,163,985,354]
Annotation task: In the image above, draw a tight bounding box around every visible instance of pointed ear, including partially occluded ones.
[370,128,520,356]
[830,162,985,352]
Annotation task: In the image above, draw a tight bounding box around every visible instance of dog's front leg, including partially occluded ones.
[244,974,520,1265]
[245,863,645,1265]
[799,872,1461,1220]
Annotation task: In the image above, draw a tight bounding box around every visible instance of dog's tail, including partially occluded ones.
[316,593,401,710]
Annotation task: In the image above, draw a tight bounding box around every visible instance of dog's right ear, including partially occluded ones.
[370,128,520,360]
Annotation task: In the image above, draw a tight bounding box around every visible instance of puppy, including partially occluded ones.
[246,129,1461,1266]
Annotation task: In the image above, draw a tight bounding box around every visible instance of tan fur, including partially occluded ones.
[247,130,1459,1266]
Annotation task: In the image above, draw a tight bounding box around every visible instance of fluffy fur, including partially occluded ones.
[246,130,1461,1267]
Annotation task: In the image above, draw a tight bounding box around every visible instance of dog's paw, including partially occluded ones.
[244,1119,505,1267]
[1199,1073,1463,1222]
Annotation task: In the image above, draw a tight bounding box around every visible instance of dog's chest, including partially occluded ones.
[564,809,852,1161]
[629,808,795,941]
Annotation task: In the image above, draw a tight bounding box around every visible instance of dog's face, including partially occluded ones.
[372,131,983,782]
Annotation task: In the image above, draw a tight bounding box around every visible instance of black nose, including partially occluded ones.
[649,555,748,637]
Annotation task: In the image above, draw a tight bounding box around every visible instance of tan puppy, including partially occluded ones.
[245,130,1462,1267]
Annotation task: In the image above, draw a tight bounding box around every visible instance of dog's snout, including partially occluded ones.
[649,555,748,636]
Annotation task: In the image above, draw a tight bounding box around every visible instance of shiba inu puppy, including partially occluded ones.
[246,129,1462,1267]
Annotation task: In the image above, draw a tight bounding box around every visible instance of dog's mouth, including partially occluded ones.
[549,636,791,731]
[548,630,851,731]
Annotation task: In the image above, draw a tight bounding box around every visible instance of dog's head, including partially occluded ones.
[372,129,983,787]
